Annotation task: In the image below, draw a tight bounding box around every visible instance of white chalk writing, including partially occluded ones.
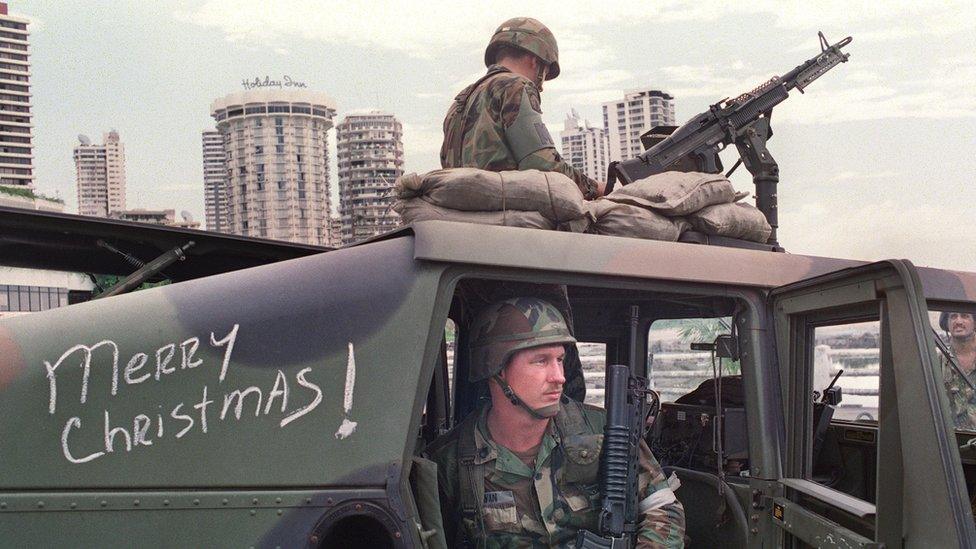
[334,342,358,439]
[46,324,331,464]
[45,340,120,414]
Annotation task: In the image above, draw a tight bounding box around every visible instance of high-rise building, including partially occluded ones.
[74,130,126,217]
[336,112,403,245]
[211,89,336,245]
[202,130,228,232]
[602,89,676,162]
[560,109,609,182]
[0,3,33,191]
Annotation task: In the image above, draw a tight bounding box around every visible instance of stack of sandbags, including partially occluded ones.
[585,199,688,241]
[590,171,771,243]
[607,171,736,216]
[393,168,588,230]
[686,202,772,242]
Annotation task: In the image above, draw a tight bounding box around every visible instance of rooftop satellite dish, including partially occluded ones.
[78,134,91,145]
[181,210,194,222]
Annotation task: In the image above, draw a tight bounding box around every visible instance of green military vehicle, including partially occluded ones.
[1,206,975,547]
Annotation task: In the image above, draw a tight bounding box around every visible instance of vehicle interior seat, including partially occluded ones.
[664,466,750,548]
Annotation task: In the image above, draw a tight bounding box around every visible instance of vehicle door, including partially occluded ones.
[770,260,976,548]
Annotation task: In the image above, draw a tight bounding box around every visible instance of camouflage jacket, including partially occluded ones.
[426,399,686,548]
[440,65,600,200]
[941,350,976,430]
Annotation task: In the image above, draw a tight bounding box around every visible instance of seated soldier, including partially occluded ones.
[426,297,685,547]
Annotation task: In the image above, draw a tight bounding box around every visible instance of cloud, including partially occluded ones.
[448,71,485,96]
[657,52,976,123]
[176,1,493,58]
[176,0,975,58]
[153,184,202,192]
[414,92,447,99]
[844,71,882,83]
[784,199,976,270]
[827,170,899,183]
[401,121,443,173]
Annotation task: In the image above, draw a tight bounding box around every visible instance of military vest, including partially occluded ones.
[440,65,513,169]
[454,399,605,547]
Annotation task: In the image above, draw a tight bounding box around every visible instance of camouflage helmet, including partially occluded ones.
[484,17,560,80]
[941,311,976,331]
[468,297,576,382]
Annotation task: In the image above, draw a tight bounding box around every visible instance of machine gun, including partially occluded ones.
[577,306,655,548]
[607,32,853,247]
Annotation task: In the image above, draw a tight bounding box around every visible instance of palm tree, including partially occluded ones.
[677,317,741,374]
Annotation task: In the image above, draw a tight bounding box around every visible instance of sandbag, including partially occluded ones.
[585,199,688,241]
[393,197,555,229]
[607,171,735,216]
[687,202,772,243]
[395,168,587,223]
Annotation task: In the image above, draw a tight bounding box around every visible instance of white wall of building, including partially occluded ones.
[74,130,127,217]
[202,130,228,232]
[0,9,33,189]
[211,89,337,245]
[602,89,676,163]
[560,110,610,182]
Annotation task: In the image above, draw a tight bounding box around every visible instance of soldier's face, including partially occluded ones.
[500,344,566,410]
[949,313,976,340]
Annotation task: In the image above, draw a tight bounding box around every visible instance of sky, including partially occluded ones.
[14,1,976,270]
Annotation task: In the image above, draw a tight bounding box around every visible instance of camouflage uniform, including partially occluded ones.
[940,350,976,430]
[440,64,599,201]
[426,399,685,548]
[440,17,599,200]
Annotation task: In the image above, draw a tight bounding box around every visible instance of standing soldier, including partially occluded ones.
[940,311,976,430]
[442,18,605,406]
[441,17,605,199]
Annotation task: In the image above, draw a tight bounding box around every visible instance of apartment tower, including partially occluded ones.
[74,130,126,217]
[211,89,337,245]
[202,129,228,232]
[602,89,676,162]
[336,112,403,245]
[0,3,33,190]
[560,109,610,182]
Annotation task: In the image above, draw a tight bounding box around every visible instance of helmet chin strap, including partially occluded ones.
[534,63,547,92]
[492,374,560,420]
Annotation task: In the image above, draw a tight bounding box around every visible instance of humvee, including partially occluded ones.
[2,211,976,548]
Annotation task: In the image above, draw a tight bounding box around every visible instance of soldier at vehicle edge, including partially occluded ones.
[442,17,601,404]
[940,311,976,430]
[426,297,686,547]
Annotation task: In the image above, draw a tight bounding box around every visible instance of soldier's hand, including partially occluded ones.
[595,180,608,198]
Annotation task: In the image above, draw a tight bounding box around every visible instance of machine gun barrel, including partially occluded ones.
[608,32,853,188]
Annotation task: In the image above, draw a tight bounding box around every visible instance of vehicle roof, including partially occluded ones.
[0,206,331,281]
[401,221,976,303]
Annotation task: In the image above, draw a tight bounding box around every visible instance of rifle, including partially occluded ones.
[607,32,853,247]
[577,306,651,548]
